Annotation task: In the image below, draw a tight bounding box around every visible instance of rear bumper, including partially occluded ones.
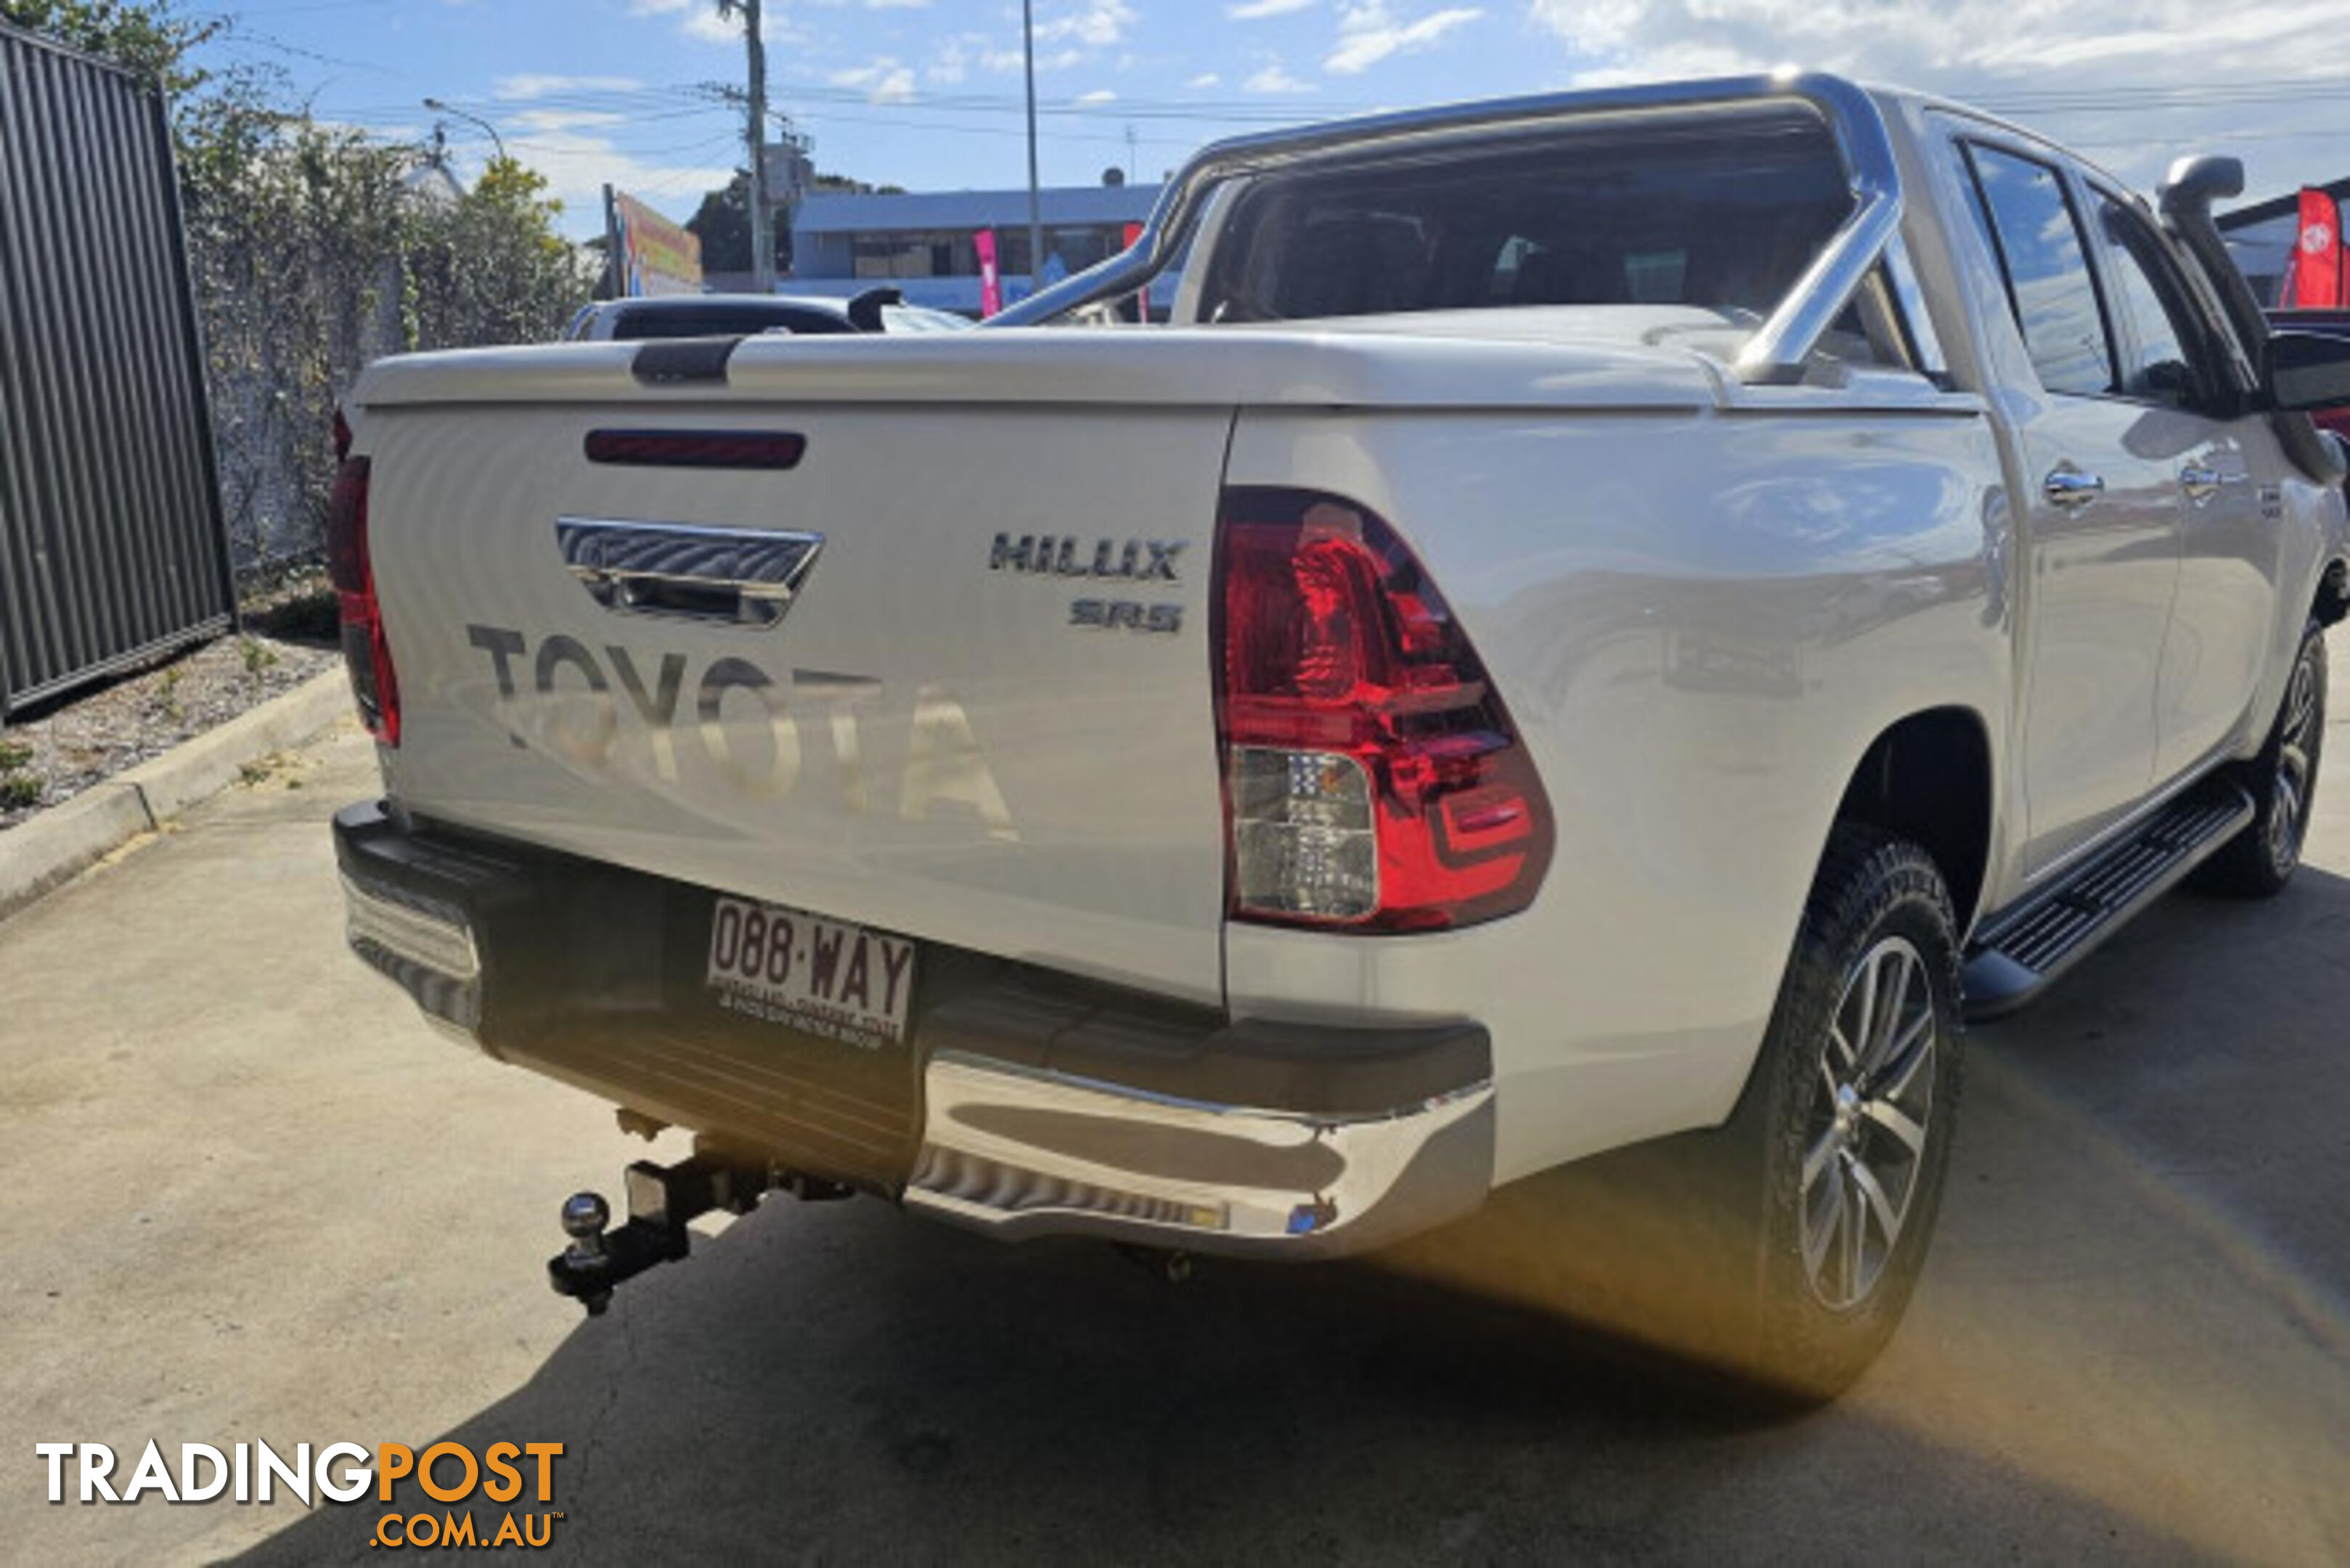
[333,800,1493,1258]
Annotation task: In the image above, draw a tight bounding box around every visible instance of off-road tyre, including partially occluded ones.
[2197,620,2327,898]
[1721,823,1967,1402]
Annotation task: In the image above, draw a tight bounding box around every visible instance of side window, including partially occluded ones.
[1962,144,2114,397]
[2092,194,2206,407]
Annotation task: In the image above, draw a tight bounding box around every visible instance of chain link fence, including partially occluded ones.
[178,97,594,579]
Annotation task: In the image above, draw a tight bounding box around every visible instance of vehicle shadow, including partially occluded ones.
[233,870,2350,1564]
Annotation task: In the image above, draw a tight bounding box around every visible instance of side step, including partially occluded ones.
[1962,779,2254,1019]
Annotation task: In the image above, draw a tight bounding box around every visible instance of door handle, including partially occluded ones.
[2178,464,2234,503]
[2043,467,2105,509]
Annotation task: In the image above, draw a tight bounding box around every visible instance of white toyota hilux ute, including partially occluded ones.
[332,74,2350,1397]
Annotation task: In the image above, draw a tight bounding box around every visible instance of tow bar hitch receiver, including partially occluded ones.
[547,1150,772,1315]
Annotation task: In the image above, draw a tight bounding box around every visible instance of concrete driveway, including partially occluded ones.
[3,699,2347,1564]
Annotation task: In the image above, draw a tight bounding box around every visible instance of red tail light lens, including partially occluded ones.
[325,452,400,746]
[1214,487,1552,931]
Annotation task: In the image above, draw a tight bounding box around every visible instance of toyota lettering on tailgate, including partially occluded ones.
[462,624,1017,841]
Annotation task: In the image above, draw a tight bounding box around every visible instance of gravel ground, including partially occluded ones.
[0,632,339,830]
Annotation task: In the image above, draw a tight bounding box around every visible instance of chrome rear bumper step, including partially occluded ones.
[1962,780,2255,1019]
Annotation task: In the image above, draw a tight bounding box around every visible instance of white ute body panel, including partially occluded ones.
[342,76,2349,1213]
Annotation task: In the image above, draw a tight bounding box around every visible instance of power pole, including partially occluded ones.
[722,0,776,293]
[1022,0,1043,292]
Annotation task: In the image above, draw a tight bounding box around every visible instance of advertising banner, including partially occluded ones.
[976,229,1003,318]
[1124,221,1147,324]
[2289,187,2346,310]
[612,189,704,298]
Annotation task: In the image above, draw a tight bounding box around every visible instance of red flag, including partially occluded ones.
[975,229,1003,319]
[1123,221,1147,324]
[2289,187,2344,310]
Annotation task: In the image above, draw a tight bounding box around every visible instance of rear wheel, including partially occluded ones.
[1395,828,1965,1402]
[1728,825,1965,1398]
[2198,621,2327,898]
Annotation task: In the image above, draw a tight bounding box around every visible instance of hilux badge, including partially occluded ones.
[988,534,1187,635]
[988,533,1184,581]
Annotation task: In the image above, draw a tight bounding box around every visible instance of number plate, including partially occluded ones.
[705,897,916,1050]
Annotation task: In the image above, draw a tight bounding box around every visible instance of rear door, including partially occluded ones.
[2076,184,2288,781]
[1957,137,2184,874]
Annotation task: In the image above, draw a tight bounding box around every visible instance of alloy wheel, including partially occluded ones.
[1800,934,1939,1311]
[2268,649,2321,875]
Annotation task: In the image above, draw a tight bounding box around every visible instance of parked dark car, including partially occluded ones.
[564,287,970,341]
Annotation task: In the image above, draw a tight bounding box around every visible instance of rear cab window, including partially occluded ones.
[1192,102,1913,369]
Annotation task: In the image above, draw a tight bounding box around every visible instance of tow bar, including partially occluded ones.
[547,1148,852,1315]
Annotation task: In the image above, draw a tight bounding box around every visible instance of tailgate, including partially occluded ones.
[361,396,1235,1005]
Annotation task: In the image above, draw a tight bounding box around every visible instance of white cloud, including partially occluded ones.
[1245,62,1316,92]
[927,38,972,83]
[503,123,736,235]
[1035,0,1140,48]
[1229,0,1315,17]
[493,73,643,100]
[1326,3,1482,74]
[1525,0,2319,83]
[680,3,807,44]
[1522,0,2341,193]
[1074,88,1119,105]
[831,57,918,103]
[510,108,630,132]
[1187,70,1222,86]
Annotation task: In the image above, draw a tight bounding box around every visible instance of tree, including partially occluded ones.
[405,158,589,348]
[685,168,903,278]
[4,0,593,571]
[686,173,772,275]
[0,0,218,95]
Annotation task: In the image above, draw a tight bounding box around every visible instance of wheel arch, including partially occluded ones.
[1829,706,1996,935]
[2314,555,2349,629]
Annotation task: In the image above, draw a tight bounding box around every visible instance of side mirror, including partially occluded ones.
[2267,332,2350,412]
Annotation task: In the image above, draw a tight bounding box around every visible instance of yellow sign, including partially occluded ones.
[613,190,703,298]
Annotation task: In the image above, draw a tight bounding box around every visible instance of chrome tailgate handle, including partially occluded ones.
[556,518,824,629]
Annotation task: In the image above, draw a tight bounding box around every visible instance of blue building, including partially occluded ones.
[784,182,1174,316]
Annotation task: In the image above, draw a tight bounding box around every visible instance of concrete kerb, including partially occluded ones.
[0,669,353,920]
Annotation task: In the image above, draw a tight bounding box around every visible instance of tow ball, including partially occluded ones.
[547,1149,789,1315]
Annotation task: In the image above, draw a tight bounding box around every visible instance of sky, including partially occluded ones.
[181,0,2350,240]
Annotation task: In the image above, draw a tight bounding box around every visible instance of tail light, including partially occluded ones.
[325,432,399,746]
[1214,487,1552,931]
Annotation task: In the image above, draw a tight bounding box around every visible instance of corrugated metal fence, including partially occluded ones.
[0,22,234,723]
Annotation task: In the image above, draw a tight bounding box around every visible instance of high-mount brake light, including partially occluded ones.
[1214,487,1552,931]
[325,422,399,746]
